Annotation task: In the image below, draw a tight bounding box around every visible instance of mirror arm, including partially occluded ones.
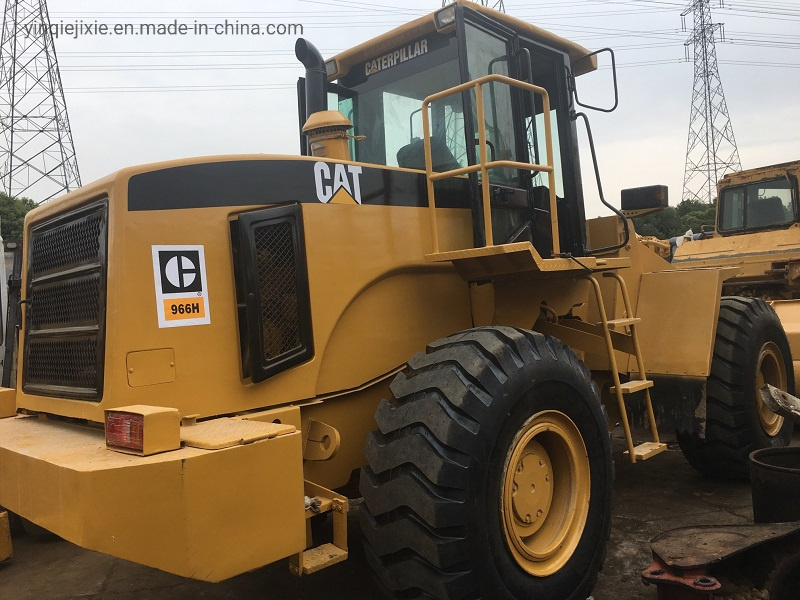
[571,110,630,255]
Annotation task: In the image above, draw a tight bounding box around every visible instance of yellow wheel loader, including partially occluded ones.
[0,2,793,599]
[630,162,799,478]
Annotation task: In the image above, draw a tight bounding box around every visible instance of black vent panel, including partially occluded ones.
[23,200,108,400]
[233,204,313,383]
[254,222,303,361]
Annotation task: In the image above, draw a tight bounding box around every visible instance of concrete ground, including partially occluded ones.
[0,429,782,600]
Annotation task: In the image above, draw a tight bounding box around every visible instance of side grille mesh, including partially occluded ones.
[24,201,108,400]
[30,276,101,328]
[254,222,302,361]
[26,338,99,390]
[30,211,103,276]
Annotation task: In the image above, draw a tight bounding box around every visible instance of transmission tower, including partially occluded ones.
[681,0,740,203]
[443,0,505,11]
[0,0,81,204]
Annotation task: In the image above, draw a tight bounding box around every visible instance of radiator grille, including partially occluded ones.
[254,222,303,360]
[23,200,108,400]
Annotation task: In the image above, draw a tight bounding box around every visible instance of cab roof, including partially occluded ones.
[329,0,597,81]
[719,160,800,187]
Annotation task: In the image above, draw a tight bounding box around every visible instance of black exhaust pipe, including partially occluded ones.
[295,38,327,121]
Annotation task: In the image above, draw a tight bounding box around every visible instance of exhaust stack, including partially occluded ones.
[296,37,357,161]
[295,38,327,120]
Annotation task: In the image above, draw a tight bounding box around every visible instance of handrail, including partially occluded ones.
[421,73,559,255]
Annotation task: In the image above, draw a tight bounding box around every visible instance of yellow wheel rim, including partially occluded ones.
[500,410,590,576]
[756,341,787,437]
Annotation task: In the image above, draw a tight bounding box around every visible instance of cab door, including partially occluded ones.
[461,13,548,253]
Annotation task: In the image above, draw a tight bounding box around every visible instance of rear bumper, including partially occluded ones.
[0,415,306,582]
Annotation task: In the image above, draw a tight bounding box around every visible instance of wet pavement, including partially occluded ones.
[0,429,786,600]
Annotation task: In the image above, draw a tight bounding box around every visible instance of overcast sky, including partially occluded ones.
[46,0,799,217]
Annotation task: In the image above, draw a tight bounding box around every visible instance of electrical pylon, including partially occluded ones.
[443,0,505,11]
[681,0,741,203]
[0,0,81,204]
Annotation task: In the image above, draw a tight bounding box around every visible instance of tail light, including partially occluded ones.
[104,405,180,456]
[105,411,144,451]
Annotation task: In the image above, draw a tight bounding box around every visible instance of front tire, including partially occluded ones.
[359,326,612,599]
[678,297,794,479]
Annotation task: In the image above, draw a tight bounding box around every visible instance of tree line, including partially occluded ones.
[0,192,36,241]
[631,198,717,240]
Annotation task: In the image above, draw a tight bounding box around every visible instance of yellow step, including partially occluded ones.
[624,442,668,461]
[291,544,348,576]
[611,379,654,394]
[603,317,641,329]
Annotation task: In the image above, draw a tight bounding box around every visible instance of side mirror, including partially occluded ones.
[569,48,619,113]
[621,185,669,218]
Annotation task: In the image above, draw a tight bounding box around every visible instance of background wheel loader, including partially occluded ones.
[0,2,792,599]
[627,161,799,478]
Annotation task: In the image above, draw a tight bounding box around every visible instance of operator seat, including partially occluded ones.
[397,136,461,172]
[749,196,787,228]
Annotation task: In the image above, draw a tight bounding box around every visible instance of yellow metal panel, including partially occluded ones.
[469,281,495,327]
[0,387,15,418]
[241,405,303,430]
[586,216,624,251]
[770,299,800,395]
[126,349,176,387]
[0,416,305,582]
[181,418,295,450]
[315,268,471,393]
[16,158,477,423]
[302,375,392,490]
[634,269,730,376]
[0,510,11,561]
[673,225,800,277]
[426,242,630,281]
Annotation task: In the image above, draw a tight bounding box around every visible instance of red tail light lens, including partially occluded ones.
[105,411,145,452]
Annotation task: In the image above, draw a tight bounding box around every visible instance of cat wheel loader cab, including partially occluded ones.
[0,1,784,599]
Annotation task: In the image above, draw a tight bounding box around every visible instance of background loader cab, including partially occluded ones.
[670,161,800,300]
[716,165,798,234]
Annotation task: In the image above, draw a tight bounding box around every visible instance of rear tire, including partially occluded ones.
[677,297,794,479]
[359,326,612,599]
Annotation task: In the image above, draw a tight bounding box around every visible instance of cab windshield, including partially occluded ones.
[334,34,466,171]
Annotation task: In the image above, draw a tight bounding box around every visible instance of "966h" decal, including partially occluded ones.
[152,245,211,328]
